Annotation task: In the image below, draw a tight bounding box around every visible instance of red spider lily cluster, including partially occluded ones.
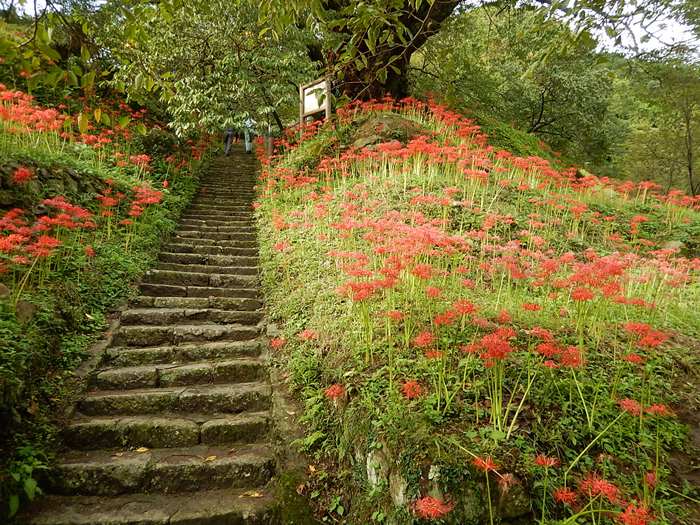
[259,98,698,523]
[0,84,67,133]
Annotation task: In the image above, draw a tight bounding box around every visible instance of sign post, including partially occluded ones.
[299,77,331,127]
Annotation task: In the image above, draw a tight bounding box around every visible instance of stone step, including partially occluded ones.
[48,443,275,496]
[162,243,258,256]
[159,252,259,267]
[113,324,262,347]
[188,203,255,212]
[25,487,278,525]
[138,283,260,299]
[92,358,267,390]
[121,307,262,327]
[64,411,270,450]
[79,382,271,416]
[173,224,257,233]
[141,269,257,288]
[174,231,256,241]
[180,218,255,228]
[130,296,263,312]
[104,340,262,367]
[181,209,254,218]
[156,262,258,276]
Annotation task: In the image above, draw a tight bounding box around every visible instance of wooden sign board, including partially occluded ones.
[299,78,331,125]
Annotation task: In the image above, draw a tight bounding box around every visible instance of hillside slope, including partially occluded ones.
[256,99,700,524]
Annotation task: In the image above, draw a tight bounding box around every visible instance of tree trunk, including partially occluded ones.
[328,0,459,100]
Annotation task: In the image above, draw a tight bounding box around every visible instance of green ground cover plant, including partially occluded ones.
[0,84,208,517]
[257,99,700,524]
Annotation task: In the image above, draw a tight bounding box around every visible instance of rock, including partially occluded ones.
[0,283,10,299]
[389,470,408,506]
[16,300,37,324]
[366,448,389,488]
[662,240,684,251]
[496,475,530,519]
[352,114,427,149]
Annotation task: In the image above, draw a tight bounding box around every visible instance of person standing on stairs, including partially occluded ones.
[224,127,235,156]
[243,116,256,154]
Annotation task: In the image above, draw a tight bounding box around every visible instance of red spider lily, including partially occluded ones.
[84,245,96,257]
[472,456,498,472]
[162,180,169,189]
[324,384,345,400]
[424,349,443,359]
[453,299,476,315]
[646,404,673,417]
[11,166,34,185]
[433,309,457,327]
[385,310,403,321]
[498,473,517,493]
[534,454,560,468]
[402,380,423,399]
[618,398,643,416]
[270,337,286,350]
[413,496,454,520]
[644,471,657,488]
[522,302,541,311]
[26,235,61,257]
[559,346,585,368]
[496,309,512,324]
[411,263,434,279]
[553,487,577,506]
[425,286,442,298]
[623,353,645,365]
[578,473,621,503]
[298,329,318,341]
[413,330,436,348]
[273,241,291,252]
[571,287,595,301]
[638,330,668,348]
[617,502,652,525]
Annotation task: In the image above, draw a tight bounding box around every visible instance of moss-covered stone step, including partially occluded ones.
[130,296,263,311]
[159,252,259,267]
[113,323,262,347]
[138,283,261,299]
[64,411,270,450]
[180,219,255,229]
[48,443,275,496]
[181,209,254,219]
[156,262,259,276]
[92,358,267,390]
[141,269,258,288]
[174,230,257,241]
[187,204,255,212]
[25,487,279,525]
[78,382,271,416]
[120,307,262,326]
[162,243,258,256]
[104,340,263,367]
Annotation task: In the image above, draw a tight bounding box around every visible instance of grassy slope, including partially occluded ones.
[257,100,700,524]
[0,99,203,516]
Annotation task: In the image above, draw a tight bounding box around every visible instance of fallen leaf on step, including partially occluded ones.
[135,447,149,453]
[112,452,124,457]
[286,410,296,415]
[240,490,264,498]
[308,464,316,474]
[204,455,217,462]
[296,483,305,495]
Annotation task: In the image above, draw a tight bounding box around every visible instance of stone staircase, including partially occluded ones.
[27,149,281,524]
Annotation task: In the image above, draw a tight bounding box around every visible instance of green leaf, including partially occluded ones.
[135,123,148,135]
[9,494,19,517]
[77,112,89,134]
[24,477,38,500]
[118,115,131,128]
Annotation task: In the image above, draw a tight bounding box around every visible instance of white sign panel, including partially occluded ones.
[303,81,328,115]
